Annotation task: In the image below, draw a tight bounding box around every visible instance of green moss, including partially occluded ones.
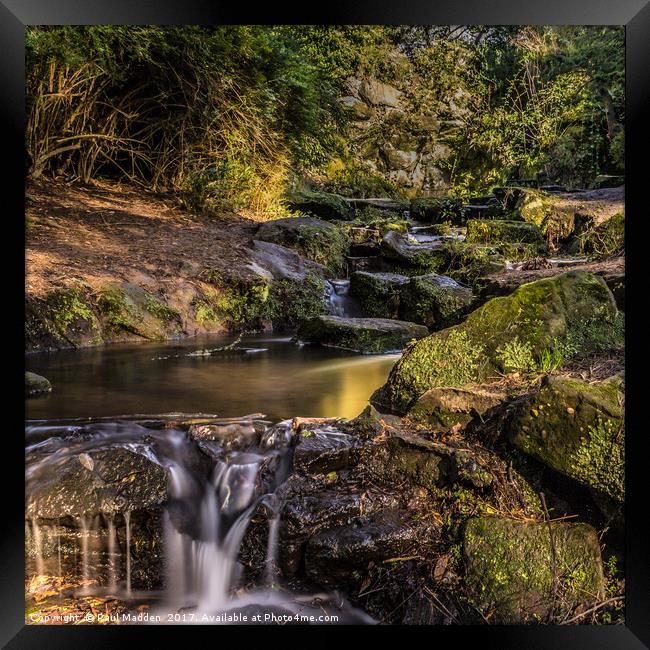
[297,316,429,354]
[398,274,473,328]
[373,271,618,412]
[351,206,409,236]
[255,217,350,273]
[510,376,624,501]
[49,288,96,334]
[25,371,52,396]
[349,272,406,319]
[571,416,625,502]
[377,330,484,410]
[97,287,139,334]
[267,273,326,329]
[463,517,605,623]
[438,240,505,286]
[496,336,536,373]
[143,294,180,321]
[466,219,546,250]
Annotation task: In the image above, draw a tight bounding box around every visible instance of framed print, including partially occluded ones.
[3,0,648,647]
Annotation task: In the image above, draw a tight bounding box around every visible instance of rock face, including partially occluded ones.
[372,271,618,413]
[463,517,605,624]
[398,273,473,328]
[25,371,52,397]
[349,271,409,319]
[254,216,350,273]
[297,315,428,354]
[466,219,546,249]
[26,448,169,519]
[509,375,624,502]
[408,386,505,429]
[286,191,353,221]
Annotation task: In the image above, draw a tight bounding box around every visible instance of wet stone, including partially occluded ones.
[293,428,361,475]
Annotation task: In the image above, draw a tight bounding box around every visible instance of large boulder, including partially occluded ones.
[286,191,353,221]
[372,271,618,413]
[508,375,624,502]
[254,217,350,273]
[297,315,428,354]
[349,271,409,318]
[463,517,605,624]
[25,371,52,397]
[398,273,473,328]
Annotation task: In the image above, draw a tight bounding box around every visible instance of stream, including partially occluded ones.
[25,334,398,422]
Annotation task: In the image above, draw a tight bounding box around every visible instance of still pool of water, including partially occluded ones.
[25,334,399,422]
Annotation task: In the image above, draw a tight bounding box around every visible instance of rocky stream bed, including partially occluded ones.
[25,184,625,625]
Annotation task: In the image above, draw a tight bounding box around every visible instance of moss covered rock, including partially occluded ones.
[286,190,353,221]
[463,517,605,624]
[509,375,624,502]
[408,386,504,429]
[349,271,409,318]
[398,273,473,328]
[255,217,350,273]
[97,283,182,340]
[25,371,52,397]
[26,287,102,350]
[297,315,428,354]
[517,187,625,251]
[372,271,618,413]
[466,219,546,250]
[381,230,447,273]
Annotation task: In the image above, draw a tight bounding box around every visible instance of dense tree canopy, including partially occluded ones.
[26,25,624,215]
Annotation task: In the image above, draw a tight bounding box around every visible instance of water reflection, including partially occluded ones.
[26,335,399,421]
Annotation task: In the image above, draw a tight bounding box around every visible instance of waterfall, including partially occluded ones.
[325,280,362,317]
[25,415,373,623]
[31,519,45,577]
[106,514,118,592]
[125,511,132,596]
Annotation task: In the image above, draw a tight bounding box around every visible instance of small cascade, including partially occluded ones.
[31,519,45,576]
[56,523,62,578]
[106,514,118,592]
[79,515,90,584]
[25,415,372,623]
[325,280,362,318]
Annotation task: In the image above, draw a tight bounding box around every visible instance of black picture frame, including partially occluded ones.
[4,1,648,646]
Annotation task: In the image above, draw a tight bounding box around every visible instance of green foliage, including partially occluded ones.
[322,161,403,199]
[496,337,536,373]
[26,25,624,206]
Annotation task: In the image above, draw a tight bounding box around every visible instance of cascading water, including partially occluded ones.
[325,280,362,317]
[25,415,372,623]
